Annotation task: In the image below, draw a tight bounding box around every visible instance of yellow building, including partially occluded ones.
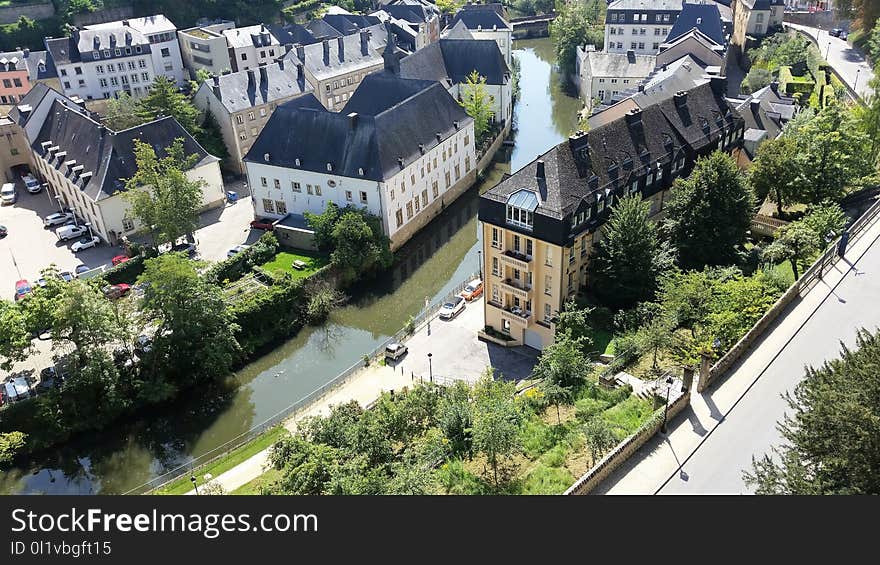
[479,78,746,350]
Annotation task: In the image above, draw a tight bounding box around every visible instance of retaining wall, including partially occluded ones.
[72,6,135,27]
[0,1,54,25]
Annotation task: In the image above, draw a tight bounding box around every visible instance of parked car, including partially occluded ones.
[170,241,197,257]
[74,264,90,276]
[384,342,409,362]
[0,225,7,237]
[40,366,68,388]
[102,283,131,300]
[830,28,842,37]
[439,295,465,320]
[43,211,75,227]
[58,271,75,283]
[36,277,48,287]
[460,278,484,301]
[14,279,31,301]
[71,235,100,252]
[250,217,275,230]
[1,182,16,205]
[22,175,42,194]
[111,255,130,266]
[839,30,848,40]
[227,244,250,258]
[57,224,88,241]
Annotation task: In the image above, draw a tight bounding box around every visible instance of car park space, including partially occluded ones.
[0,179,120,301]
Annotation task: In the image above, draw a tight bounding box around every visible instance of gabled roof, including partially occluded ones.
[244,73,471,182]
[322,14,382,36]
[607,0,684,11]
[741,0,784,10]
[305,19,344,40]
[448,7,511,31]
[31,98,216,201]
[198,60,313,114]
[666,2,725,45]
[266,23,319,46]
[444,20,474,40]
[283,23,391,81]
[399,38,509,85]
[222,25,279,49]
[0,49,56,81]
[657,27,726,69]
[580,49,656,78]
[85,14,177,35]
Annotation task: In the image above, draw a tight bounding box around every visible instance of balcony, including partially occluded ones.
[500,278,531,300]
[487,300,532,326]
[499,249,532,270]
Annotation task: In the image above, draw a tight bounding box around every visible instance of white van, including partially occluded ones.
[0,182,16,205]
[57,224,88,241]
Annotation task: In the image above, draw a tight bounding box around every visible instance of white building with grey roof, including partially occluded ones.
[576,47,657,112]
[445,4,513,65]
[243,71,476,251]
[604,0,684,55]
[223,24,282,72]
[193,60,315,174]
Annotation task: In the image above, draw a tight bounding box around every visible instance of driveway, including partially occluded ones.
[0,180,120,301]
[387,296,540,385]
[786,23,875,99]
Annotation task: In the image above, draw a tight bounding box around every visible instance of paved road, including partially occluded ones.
[658,228,880,494]
[786,23,875,99]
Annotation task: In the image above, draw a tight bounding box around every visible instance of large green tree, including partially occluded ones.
[0,301,32,371]
[550,1,595,76]
[136,76,200,134]
[124,138,206,246]
[329,211,392,278]
[0,431,27,466]
[103,92,143,131]
[471,372,522,488]
[750,135,801,215]
[459,70,494,142]
[745,329,880,494]
[665,151,755,269]
[589,195,671,308]
[532,332,592,423]
[853,71,880,165]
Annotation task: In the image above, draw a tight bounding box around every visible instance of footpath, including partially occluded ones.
[594,209,880,494]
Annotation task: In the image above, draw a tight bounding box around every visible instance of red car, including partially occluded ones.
[111,255,130,266]
[102,283,131,300]
[14,279,31,301]
[250,217,275,230]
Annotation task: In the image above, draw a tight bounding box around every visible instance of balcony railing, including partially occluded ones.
[499,249,532,270]
[503,278,531,291]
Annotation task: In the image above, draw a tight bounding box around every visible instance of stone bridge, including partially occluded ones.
[511,12,556,39]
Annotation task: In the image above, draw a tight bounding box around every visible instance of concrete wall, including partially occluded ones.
[72,6,135,27]
[783,10,840,29]
[275,225,318,252]
[0,1,54,26]
[565,391,691,495]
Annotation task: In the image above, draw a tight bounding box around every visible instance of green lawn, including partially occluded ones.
[260,251,328,280]
[156,426,288,495]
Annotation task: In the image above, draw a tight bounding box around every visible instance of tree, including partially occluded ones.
[103,92,144,131]
[743,68,773,94]
[762,203,845,279]
[136,76,201,134]
[330,211,392,277]
[0,301,32,371]
[532,332,592,423]
[749,136,800,215]
[52,280,117,362]
[801,201,847,244]
[583,417,617,463]
[665,151,755,269]
[304,202,341,252]
[744,329,880,494]
[550,1,594,76]
[471,372,522,488]
[0,431,27,466]
[437,381,473,458]
[196,110,229,162]
[788,102,873,203]
[459,70,494,142]
[554,298,595,350]
[636,316,676,371]
[124,138,206,246]
[435,0,464,14]
[589,195,671,308]
[268,436,339,495]
[657,269,716,338]
[853,71,880,165]
[304,281,345,324]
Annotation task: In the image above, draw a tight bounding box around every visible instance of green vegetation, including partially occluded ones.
[550,0,605,77]
[260,251,329,280]
[745,329,880,494]
[304,202,392,282]
[459,70,494,143]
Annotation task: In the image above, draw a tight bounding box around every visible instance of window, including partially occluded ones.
[117,63,125,72]
[454,164,461,181]
[131,74,139,83]
[274,200,287,214]
[640,28,646,35]
[251,127,258,136]
[465,156,471,172]
[248,111,255,121]
[663,14,670,22]
[631,42,637,49]
[142,72,150,82]
[99,78,108,87]
[115,49,122,56]
[421,189,428,207]
[491,227,500,248]
[262,199,275,213]
[123,217,135,231]
[60,68,68,77]
[432,180,438,199]
[270,49,275,57]
[360,191,368,204]
[396,209,403,227]
[599,78,605,83]
[569,246,575,264]
[617,42,624,49]
[411,173,416,185]
[260,108,267,117]
[273,179,281,190]
[138,60,147,69]
[120,76,128,85]
[492,257,499,276]
[653,43,659,50]
[306,184,313,195]
[103,49,111,58]
[406,201,413,219]
[611,78,618,84]
[292,182,301,192]
[638,42,645,50]
[611,28,616,35]
[259,177,267,187]
[598,89,605,100]
[756,13,765,23]
[315,185,321,196]
[96,65,104,74]
[110,77,118,86]
[260,51,266,58]
[128,61,136,70]
[345,190,352,202]
[445,171,451,188]
[414,195,420,213]
[241,53,247,61]
[544,303,552,322]
[136,46,142,54]
[236,115,244,125]
[74,67,83,75]
[610,13,618,22]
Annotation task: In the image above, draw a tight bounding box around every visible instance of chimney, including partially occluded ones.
[750,99,761,113]
[348,112,358,128]
[322,39,329,63]
[709,75,727,96]
[122,20,129,26]
[259,65,268,84]
[296,63,304,83]
[212,84,221,99]
[23,48,29,56]
[382,26,399,75]
[295,43,305,62]
[213,75,220,86]
[246,68,256,87]
[674,90,687,106]
[638,83,645,92]
[435,132,442,142]
[769,80,779,95]
[337,36,344,60]
[625,106,642,125]
[278,58,285,71]
[536,159,545,180]
[360,30,369,56]
[418,143,425,154]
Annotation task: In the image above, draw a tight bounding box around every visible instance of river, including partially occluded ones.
[0,37,582,494]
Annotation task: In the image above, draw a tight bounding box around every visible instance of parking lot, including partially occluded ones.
[0,176,120,301]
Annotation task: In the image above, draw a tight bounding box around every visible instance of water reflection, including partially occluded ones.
[2,37,582,494]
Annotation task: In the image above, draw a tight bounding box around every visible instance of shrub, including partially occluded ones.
[574,397,611,421]
[602,396,654,439]
[539,444,568,468]
[103,254,145,285]
[519,416,558,459]
[204,232,279,285]
[521,464,575,494]
[228,275,306,355]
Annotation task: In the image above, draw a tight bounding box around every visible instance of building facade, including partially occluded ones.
[178,21,236,78]
[193,60,315,174]
[446,4,513,65]
[479,78,745,350]
[45,14,185,101]
[243,72,476,250]
[576,47,657,112]
[604,0,684,55]
[732,0,785,46]
[378,0,442,50]
[223,24,282,72]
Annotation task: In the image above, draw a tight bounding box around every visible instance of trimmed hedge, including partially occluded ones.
[229,275,307,356]
[204,232,280,286]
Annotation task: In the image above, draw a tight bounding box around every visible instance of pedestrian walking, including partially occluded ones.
[837,230,850,258]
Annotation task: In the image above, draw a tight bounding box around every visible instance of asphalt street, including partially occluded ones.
[658,229,880,494]
[786,23,876,99]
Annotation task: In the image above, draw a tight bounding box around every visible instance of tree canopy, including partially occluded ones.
[459,70,494,142]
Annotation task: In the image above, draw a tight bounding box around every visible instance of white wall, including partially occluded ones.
[147,36,186,86]
[470,28,512,66]
[604,24,672,55]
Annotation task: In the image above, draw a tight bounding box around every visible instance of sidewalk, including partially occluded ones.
[594,210,880,494]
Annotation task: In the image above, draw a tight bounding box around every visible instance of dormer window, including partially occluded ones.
[506,189,538,231]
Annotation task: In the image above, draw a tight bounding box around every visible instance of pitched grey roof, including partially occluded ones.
[666,2,725,45]
[657,28,725,68]
[399,39,509,85]
[582,50,656,78]
[283,23,391,81]
[448,7,511,31]
[77,26,149,54]
[741,0,784,9]
[444,20,474,40]
[607,0,683,10]
[199,61,314,114]
[322,14,382,35]
[222,25,279,49]
[244,73,471,182]
[305,19,344,40]
[31,98,216,201]
[266,23,319,46]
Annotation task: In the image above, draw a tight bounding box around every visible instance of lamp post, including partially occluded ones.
[660,376,674,434]
[190,474,200,495]
[825,41,831,60]
[427,352,433,383]
[84,221,94,240]
[477,249,482,280]
[854,68,861,94]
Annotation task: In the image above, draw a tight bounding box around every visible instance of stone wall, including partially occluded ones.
[0,1,54,25]
[783,10,843,30]
[72,6,135,27]
[565,391,691,495]
[476,122,511,173]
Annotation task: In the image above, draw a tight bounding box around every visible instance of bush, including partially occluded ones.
[229,275,306,355]
[539,444,568,468]
[574,397,611,421]
[521,464,575,494]
[519,417,558,459]
[103,254,145,285]
[204,232,279,285]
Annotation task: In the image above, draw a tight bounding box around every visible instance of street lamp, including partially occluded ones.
[477,249,483,280]
[854,68,861,93]
[84,222,94,240]
[190,474,200,495]
[825,41,831,60]
[427,352,433,383]
[660,376,674,434]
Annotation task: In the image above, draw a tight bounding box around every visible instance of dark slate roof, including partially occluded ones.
[44,36,82,65]
[8,83,54,127]
[322,14,382,36]
[200,60,313,113]
[266,23,319,46]
[742,0,783,9]
[607,0,683,11]
[399,39,509,85]
[286,23,391,81]
[653,81,739,153]
[0,49,56,81]
[448,7,510,31]
[31,99,216,201]
[305,19,343,41]
[384,5,430,24]
[666,3,725,45]
[244,73,471,182]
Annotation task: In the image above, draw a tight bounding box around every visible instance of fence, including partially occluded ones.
[699,197,880,391]
[125,272,479,494]
[750,213,788,237]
